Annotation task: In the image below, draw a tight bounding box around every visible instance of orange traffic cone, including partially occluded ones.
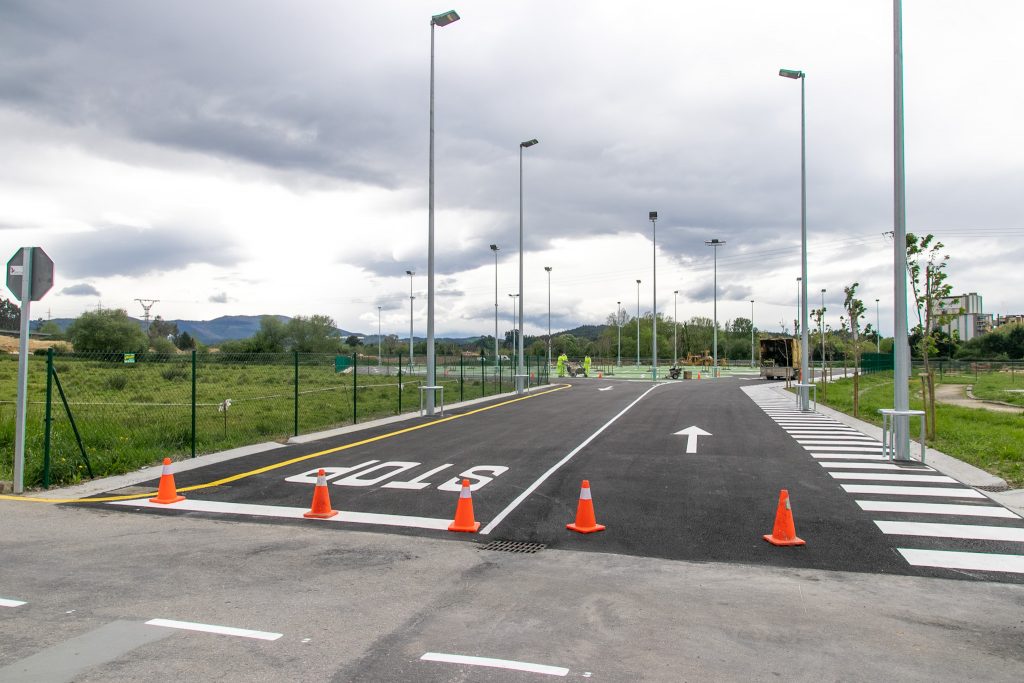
[448,479,480,532]
[304,469,338,519]
[149,458,185,504]
[763,489,805,546]
[566,480,605,534]
[697,372,701,380]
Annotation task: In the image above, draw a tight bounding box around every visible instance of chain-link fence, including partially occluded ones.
[1,349,549,489]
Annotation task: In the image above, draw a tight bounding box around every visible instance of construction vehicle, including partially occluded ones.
[759,337,801,380]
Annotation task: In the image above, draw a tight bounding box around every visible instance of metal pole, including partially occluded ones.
[13,247,33,494]
[750,299,755,368]
[516,140,536,394]
[491,245,499,370]
[377,306,382,366]
[617,301,622,367]
[509,294,519,370]
[407,270,415,374]
[799,74,810,410]
[713,246,718,373]
[636,279,641,366]
[821,289,826,377]
[545,266,552,369]
[674,291,679,366]
[426,20,437,414]
[650,212,658,381]
[876,298,881,353]
[893,0,911,458]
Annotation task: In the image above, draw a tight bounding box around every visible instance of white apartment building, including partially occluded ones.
[932,292,992,341]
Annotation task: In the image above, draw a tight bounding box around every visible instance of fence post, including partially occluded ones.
[353,353,358,424]
[398,352,403,414]
[498,357,503,394]
[43,347,54,488]
[191,350,197,458]
[460,355,464,402]
[294,351,299,436]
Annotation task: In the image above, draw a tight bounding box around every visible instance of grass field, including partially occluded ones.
[812,371,1024,488]
[0,352,545,489]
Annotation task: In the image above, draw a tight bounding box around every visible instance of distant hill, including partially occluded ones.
[556,324,606,341]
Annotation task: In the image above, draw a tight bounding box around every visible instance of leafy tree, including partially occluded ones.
[249,315,289,352]
[0,296,19,330]
[345,334,363,348]
[38,320,64,340]
[66,309,148,354]
[288,315,341,353]
[149,336,177,354]
[148,316,178,341]
[175,331,196,350]
[843,283,867,417]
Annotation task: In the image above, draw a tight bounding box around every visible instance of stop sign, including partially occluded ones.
[6,247,54,301]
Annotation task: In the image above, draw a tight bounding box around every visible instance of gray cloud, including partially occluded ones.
[60,283,100,296]
[208,292,230,303]
[53,225,243,278]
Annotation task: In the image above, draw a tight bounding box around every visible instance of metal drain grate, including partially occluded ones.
[975,484,1011,492]
[478,540,546,554]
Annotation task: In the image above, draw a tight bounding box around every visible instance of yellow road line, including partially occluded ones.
[0,384,571,504]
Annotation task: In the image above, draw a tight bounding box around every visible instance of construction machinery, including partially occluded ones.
[759,337,801,380]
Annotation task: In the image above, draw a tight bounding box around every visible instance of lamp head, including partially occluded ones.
[431,10,460,27]
[520,139,539,148]
[779,68,804,79]
[406,270,414,276]
[544,266,552,272]
[489,244,499,252]
[649,211,658,221]
[704,238,725,246]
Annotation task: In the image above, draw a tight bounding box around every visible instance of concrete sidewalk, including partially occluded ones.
[771,384,1024,518]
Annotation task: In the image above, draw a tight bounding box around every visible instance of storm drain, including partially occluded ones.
[975,484,1011,492]
[478,540,546,554]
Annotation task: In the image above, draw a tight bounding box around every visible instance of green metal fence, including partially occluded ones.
[0,349,549,489]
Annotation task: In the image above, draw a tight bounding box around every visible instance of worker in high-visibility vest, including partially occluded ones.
[556,352,568,377]
[583,355,592,377]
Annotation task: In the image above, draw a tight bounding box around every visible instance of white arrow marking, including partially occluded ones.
[598,386,613,392]
[674,426,712,453]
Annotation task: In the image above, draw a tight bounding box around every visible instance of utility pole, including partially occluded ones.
[135,299,159,328]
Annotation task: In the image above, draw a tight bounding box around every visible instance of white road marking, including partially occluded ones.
[109,498,451,530]
[829,472,956,483]
[598,387,613,392]
[803,445,883,452]
[856,500,1017,518]
[898,549,1024,574]
[811,453,887,460]
[787,430,864,435]
[797,440,879,446]
[145,618,282,641]
[480,383,663,535]
[819,462,934,470]
[674,425,712,453]
[421,652,568,677]
[876,521,1024,542]
[841,484,985,498]
[0,598,27,607]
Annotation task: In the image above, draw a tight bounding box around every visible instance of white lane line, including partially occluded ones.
[480,383,662,535]
[819,462,931,470]
[109,499,451,530]
[857,501,1018,518]
[812,453,887,460]
[841,484,984,498]
[876,521,1024,542]
[797,440,879,446]
[145,618,282,641]
[898,549,1024,574]
[803,445,883,452]
[829,472,956,483]
[0,598,27,607]
[421,652,568,677]
[787,430,864,435]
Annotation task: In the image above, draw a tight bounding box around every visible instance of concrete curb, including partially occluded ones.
[767,384,1023,518]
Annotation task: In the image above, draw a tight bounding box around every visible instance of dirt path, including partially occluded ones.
[934,382,1024,414]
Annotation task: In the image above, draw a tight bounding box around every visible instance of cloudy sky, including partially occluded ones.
[2,1,1021,339]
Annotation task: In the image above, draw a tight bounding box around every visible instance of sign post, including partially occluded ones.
[7,247,55,494]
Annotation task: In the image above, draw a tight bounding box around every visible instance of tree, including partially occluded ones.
[288,315,341,353]
[843,283,867,417]
[38,320,64,340]
[249,316,289,353]
[148,316,178,342]
[66,309,149,354]
[0,296,19,330]
[345,334,363,348]
[175,331,196,350]
[150,336,177,354]
[907,233,957,439]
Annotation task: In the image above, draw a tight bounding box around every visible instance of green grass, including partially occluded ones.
[811,371,1024,488]
[0,353,547,490]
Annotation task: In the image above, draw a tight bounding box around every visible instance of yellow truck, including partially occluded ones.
[759,337,801,380]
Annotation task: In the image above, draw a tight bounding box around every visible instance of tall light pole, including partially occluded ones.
[517,138,538,394]
[650,211,658,381]
[820,288,826,376]
[705,239,725,375]
[490,244,499,369]
[674,290,679,367]
[377,305,382,367]
[635,279,641,366]
[426,9,460,415]
[406,269,415,371]
[876,298,881,353]
[616,301,622,367]
[508,293,519,368]
[780,66,810,410]
[544,266,552,369]
[750,299,755,368]
[893,0,911,458]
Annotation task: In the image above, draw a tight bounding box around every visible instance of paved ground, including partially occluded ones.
[935,382,1024,414]
[4,376,1024,680]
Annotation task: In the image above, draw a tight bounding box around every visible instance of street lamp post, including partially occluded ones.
[650,211,658,381]
[674,290,679,367]
[635,279,641,366]
[517,138,538,394]
[545,266,552,369]
[426,9,460,416]
[704,239,726,376]
[616,301,622,367]
[780,66,810,411]
[876,298,881,353]
[406,269,415,372]
[377,305,382,367]
[893,0,911,459]
[508,293,519,369]
[821,288,826,379]
[750,299,755,368]
[796,277,801,336]
[490,244,499,370]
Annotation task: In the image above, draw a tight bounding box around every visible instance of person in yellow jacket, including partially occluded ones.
[556,352,568,377]
[583,355,592,377]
